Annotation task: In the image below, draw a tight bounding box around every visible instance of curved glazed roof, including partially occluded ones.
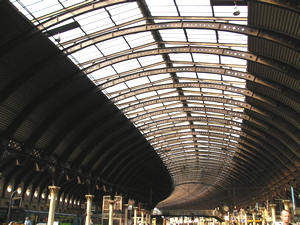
[0,0,299,210]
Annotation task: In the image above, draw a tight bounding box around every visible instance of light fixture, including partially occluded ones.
[233,1,240,16]
[77,176,81,184]
[41,193,45,199]
[34,191,38,198]
[7,185,12,193]
[60,197,63,202]
[26,189,30,196]
[17,187,22,194]
[35,162,40,172]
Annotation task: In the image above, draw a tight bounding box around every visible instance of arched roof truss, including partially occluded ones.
[5,0,299,209]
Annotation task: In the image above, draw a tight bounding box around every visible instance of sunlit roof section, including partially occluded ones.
[11,0,249,187]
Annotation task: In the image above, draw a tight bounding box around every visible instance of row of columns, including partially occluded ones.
[46,186,96,225]
[45,186,152,225]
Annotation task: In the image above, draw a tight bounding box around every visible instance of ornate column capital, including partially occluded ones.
[48,186,60,194]
[85,194,94,200]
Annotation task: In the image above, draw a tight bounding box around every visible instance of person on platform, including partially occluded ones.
[280,210,292,225]
[24,217,32,225]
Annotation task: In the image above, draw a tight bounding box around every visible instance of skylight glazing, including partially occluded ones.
[11,0,248,188]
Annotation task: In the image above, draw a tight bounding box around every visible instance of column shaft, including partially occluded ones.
[269,204,276,225]
[85,195,94,225]
[252,212,256,225]
[124,204,128,225]
[109,200,114,225]
[47,186,60,225]
[282,200,290,211]
[134,207,138,225]
[141,210,144,225]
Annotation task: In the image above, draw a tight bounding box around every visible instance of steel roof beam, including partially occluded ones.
[64,22,298,55]
[83,47,294,76]
[152,136,240,149]
[100,66,277,91]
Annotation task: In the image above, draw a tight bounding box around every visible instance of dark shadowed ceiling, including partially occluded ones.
[0,0,299,210]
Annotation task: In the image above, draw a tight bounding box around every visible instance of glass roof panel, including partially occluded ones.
[24,0,62,18]
[159,30,187,42]
[12,0,249,187]
[107,2,142,24]
[214,6,248,18]
[145,0,178,16]
[186,29,217,43]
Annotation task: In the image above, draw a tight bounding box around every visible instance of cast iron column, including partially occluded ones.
[47,186,60,225]
[85,195,94,225]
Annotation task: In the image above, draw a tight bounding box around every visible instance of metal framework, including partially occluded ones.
[0,0,299,210]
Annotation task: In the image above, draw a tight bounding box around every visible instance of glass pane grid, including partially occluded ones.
[11,0,248,186]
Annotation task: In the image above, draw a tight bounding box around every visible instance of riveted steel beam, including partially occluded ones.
[112,82,253,103]
[158,142,236,154]
[139,117,242,134]
[171,173,235,186]
[141,116,237,132]
[148,131,240,144]
[152,136,240,150]
[171,170,234,181]
[83,47,289,76]
[165,152,262,180]
[131,106,247,125]
[159,137,285,175]
[169,163,233,172]
[160,147,271,175]
[163,157,257,183]
[145,122,297,170]
[134,104,299,145]
[99,66,277,90]
[80,41,247,67]
[143,124,243,138]
[64,22,297,55]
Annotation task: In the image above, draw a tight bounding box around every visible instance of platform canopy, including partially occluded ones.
[0,0,299,209]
